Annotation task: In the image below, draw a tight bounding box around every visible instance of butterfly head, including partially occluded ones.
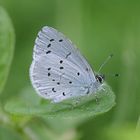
[95,73,120,84]
[95,74,105,84]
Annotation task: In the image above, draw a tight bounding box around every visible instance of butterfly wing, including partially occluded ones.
[30,26,96,103]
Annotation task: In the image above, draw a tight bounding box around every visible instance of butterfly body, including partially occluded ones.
[30,26,104,103]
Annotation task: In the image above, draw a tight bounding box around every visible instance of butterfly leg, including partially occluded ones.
[56,101,74,109]
[95,94,99,104]
[100,85,109,96]
[74,98,82,106]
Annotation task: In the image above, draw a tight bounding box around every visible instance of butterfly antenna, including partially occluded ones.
[105,73,120,77]
[98,54,113,73]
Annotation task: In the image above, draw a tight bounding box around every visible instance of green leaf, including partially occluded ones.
[0,7,15,94]
[0,125,22,140]
[25,119,79,140]
[105,126,140,140]
[5,83,115,119]
[136,116,140,130]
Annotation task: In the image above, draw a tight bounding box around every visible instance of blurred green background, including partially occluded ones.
[0,0,140,140]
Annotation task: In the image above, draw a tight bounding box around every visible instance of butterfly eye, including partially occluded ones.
[96,75,103,83]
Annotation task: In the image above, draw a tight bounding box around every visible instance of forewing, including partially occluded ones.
[30,26,96,102]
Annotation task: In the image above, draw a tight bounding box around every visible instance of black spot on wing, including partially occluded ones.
[52,88,56,92]
[50,39,54,42]
[60,60,63,64]
[60,66,64,70]
[46,50,51,54]
[77,72,80,76]
[62,92,65,96]
[57,82,60,85]
[59,39,63,42]
[47,44,51,48]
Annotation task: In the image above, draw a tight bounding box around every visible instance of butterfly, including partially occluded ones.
[30,26,104,103]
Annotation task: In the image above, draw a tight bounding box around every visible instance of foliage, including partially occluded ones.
[4,84,115,118]
[0,0,140,140]
[0,6,15,95]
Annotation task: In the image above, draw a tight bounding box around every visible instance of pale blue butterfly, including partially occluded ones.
[30,26,105,103]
